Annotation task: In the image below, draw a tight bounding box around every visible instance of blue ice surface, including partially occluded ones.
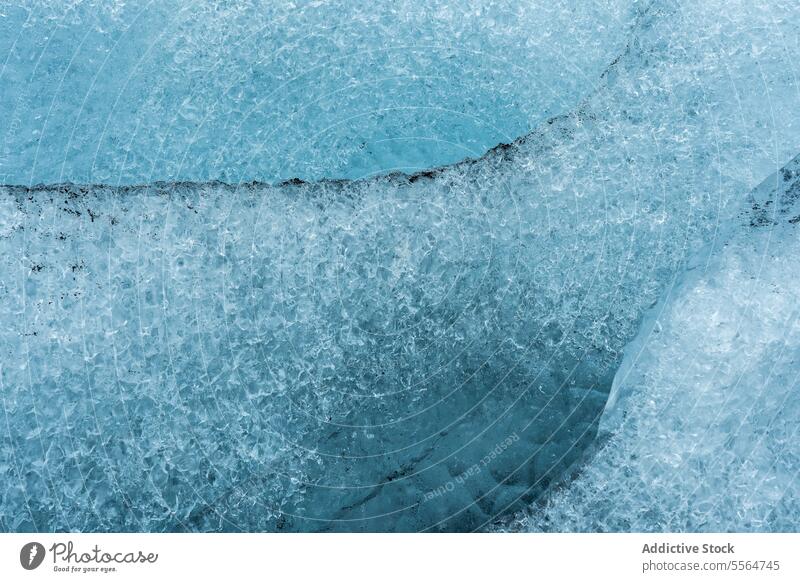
[0,0,633,185]
[1,0,800,532]
[501,154,800,532]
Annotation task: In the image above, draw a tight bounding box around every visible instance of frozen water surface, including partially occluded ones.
[1,0,800,532]
[501,155,800,532]
[0,0,634,184]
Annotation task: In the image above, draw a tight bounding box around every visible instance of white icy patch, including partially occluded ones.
[0,197,22,238]
[505,156,800,532]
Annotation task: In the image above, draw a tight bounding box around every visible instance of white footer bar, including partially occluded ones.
[1,533,797,581]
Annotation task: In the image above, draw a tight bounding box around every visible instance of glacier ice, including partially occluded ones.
[0,0,635,185]
[1,0,799,532]
[502,154,800,532]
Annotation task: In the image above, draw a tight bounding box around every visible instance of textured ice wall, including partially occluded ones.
[1,0,800,532]
[0,0,634,184]
[502,155,800,532]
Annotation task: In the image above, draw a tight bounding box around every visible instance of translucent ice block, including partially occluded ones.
[1,0,799,531]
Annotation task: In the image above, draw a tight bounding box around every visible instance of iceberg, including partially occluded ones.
[1,0,799,531]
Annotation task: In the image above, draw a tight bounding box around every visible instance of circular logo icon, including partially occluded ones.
[20,542,46,570]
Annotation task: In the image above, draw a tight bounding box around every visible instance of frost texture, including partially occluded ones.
[0,0,634,184]
[1,0,800,532]
[503,155,800,532]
